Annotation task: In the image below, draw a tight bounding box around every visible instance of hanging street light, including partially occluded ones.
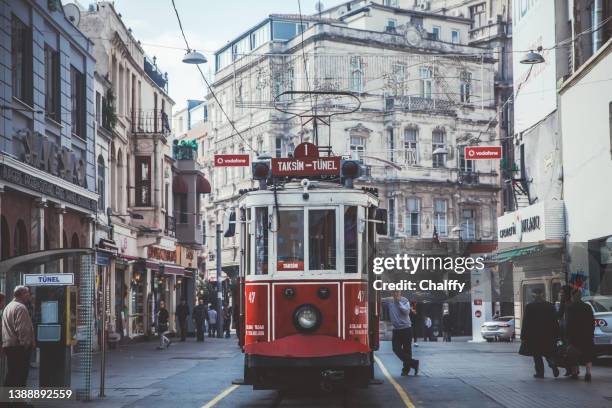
[182,49,207,65]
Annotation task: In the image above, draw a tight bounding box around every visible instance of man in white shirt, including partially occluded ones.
[2,286,35,387]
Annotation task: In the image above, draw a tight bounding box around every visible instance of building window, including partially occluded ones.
[458,145,475,172]
[469,3,486,29]
[388,198,396,237]
[406,198,420,236]
[272,21,306,41]
[384,92,395,111]
[387,128,395,162]
[11,15,32,105]
[432,128,446,168]
[451,30,460,44]
[44,45,60,121]
[275,137,282,158]
[609,101,612,159]
[460,71,472,103]
[432,26,440,40]
[98,156,105,211]
[386,19,397,31]
[95,91,102,124]
[419,67,433,99]
[70,66,86,139]
[349,134,366,158]
[433,199,448,236]
[135,156,152,206]
[350,56,364,94]
[461,208,476,240]
[384,0,399,6]
[404,127,418,165]
[392,63,406,85]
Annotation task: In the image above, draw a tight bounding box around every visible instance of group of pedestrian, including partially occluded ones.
[520,286,595,381]
[156,299,233,348]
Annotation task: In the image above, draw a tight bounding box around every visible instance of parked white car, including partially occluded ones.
[481,316,516,342]
[583,295,612,357]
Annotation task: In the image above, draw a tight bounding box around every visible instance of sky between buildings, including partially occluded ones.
[114,0,346,110]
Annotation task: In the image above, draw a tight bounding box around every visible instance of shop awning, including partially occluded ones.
[196,173,211,194]
[493,244,544,263]
[161,264,186,275]
[173,175,188,194]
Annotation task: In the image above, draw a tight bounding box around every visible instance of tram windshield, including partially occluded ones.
[247,204,373,275]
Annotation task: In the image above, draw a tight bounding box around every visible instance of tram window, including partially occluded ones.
[255,207,268,275]
[309,209,336,271]
[344,206,358,273]
[277,210,304,271]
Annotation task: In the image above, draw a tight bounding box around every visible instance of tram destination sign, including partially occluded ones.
[271,156,341,177]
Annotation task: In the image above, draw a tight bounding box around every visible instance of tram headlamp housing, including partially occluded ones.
[252,161,270,180]
[293,304,321,332]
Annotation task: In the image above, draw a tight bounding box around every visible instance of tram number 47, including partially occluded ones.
[357,290,365,302]
[248,291,256,304]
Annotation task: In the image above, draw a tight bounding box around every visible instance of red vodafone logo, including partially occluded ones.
[465,146,502,160]
[214,154,250,167]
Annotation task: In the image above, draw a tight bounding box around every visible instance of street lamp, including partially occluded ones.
[520,48,545,65]
[182,49,207,65]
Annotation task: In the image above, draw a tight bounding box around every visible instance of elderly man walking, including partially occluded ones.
[2,286,35,387]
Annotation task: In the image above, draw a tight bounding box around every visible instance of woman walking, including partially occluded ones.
[566,288,595,381]
[157,301,171,350]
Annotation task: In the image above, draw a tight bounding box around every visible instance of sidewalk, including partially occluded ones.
[382,340,612,408]
[35,335,242,407]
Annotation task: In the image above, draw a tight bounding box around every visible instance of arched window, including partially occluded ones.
[117,149,124,212]
[71,232,80,249]
[110,144,116,210]
[98,155,106,211]
[13,220,27,256]
[1,216,10,260]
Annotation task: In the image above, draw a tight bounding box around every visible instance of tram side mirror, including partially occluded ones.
[375,209,388,235]
[224,209,236,237]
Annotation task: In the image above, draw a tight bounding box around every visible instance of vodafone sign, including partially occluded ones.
[214,154,250,167]
[465,146,502,160]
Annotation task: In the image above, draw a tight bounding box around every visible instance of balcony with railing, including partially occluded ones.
[131,109,171,134]
[386,95,456,114]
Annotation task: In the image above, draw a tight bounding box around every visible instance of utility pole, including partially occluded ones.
[216,224,224,338]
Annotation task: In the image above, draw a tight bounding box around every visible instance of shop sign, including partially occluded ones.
[0,163,96,211]
[214,154,250,167]
[95,251,110,266]
[147,246,176,263]
[17,129,88,188]
[465,146,502,160]
[24,273,74,286]
[497,201,565,243]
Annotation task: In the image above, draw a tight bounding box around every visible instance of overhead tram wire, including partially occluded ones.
[170,0,258,154]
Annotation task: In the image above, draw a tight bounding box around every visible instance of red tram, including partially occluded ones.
[231,144,386,390]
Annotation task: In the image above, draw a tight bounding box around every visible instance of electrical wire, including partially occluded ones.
[170,0,258,154]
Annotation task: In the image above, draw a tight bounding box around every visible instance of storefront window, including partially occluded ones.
[277,209,304,271]
[309,209,336,271]
[254,207,268,275]
[130,270,145,335]
[344,206,358,273]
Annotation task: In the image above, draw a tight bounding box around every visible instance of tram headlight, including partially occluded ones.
[293,304,321,332]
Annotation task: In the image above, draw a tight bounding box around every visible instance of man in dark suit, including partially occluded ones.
[521,288,560,378]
